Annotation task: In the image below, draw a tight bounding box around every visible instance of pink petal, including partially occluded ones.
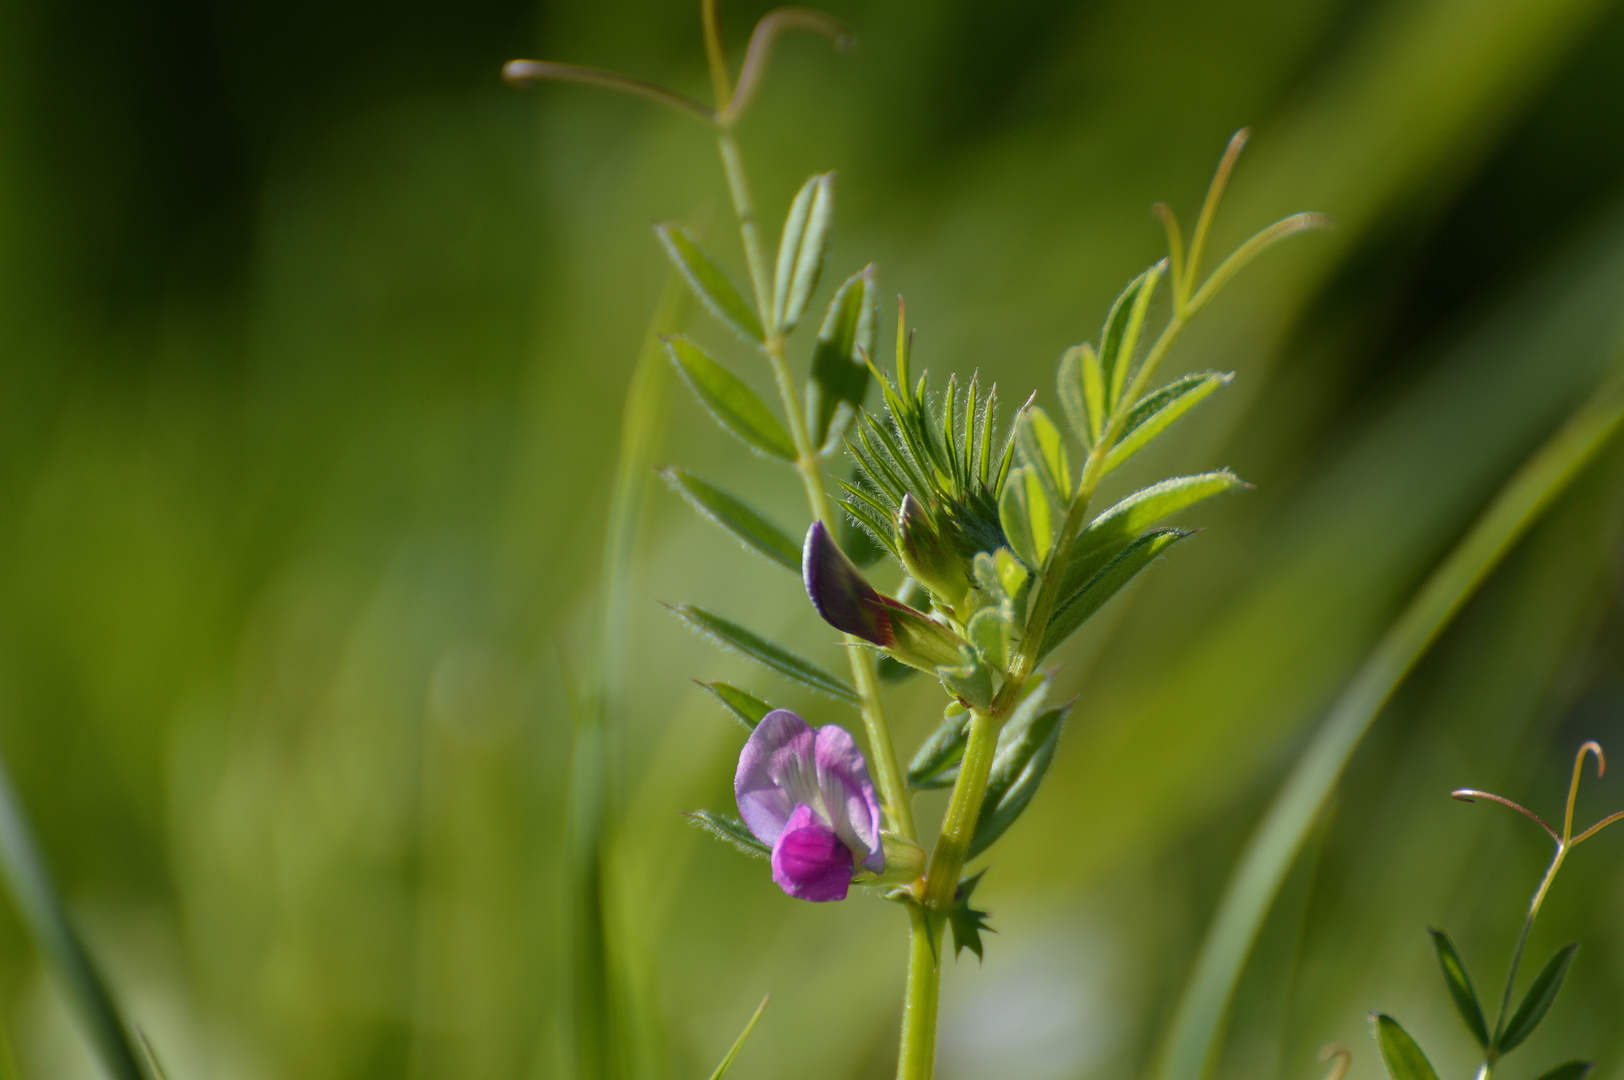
[771,803,855,902]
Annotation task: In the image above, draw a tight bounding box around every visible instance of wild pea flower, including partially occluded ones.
[735,709,884,902]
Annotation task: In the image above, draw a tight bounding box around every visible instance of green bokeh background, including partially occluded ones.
[1,0,1623,1077]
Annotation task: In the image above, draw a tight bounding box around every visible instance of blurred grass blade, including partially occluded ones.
[1372,1014,1440,1080]
[1429,928,1490,1048]
[0,752,149,1080]
[666,337,797,460]
[683,811,771,860]
[706,994,771,1080]
[661,468,800,570]
[137,1030,173,1080]
[1104,371,1231,473]
[1040,529,1186,658]
[669,603,859,702]
[967,703,1069,860]
[1157,362,1624,1080]
[1496,942,1577,1053]
[655,224,765,342]
[695,680,774,729]
[807,267,876,451]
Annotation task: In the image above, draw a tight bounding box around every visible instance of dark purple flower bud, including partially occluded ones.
[735,709,884,902]
[802,521,895,647]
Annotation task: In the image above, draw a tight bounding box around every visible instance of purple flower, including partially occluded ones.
[735,709,884,902]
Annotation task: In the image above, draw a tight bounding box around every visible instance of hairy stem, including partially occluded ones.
[897,906,942,1080]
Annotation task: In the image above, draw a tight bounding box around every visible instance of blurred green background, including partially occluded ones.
[1,0,1623,1077]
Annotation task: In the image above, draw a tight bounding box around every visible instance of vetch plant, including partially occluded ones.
[508,5,1325,1075]
[1372,743,1624,1080]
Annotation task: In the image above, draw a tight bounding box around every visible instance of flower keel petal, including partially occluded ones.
[771,804,856,901]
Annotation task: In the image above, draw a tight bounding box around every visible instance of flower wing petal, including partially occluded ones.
[814,723,884,872]
[735,709,813,845]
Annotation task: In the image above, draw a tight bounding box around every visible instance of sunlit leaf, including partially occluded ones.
[999,466,1052,568]
[1104,371,1231,471]
[1070,471,1242,575]
[707,994,771,1080]
[1529,1061,1594,1080]
[668,603,858,702]
[1056,345,1092,448]
[661,468,800,570]
[1496,943,1576,1053]
[695,681,774,729]
[1429,928,1489,1048]
[655,223,765,342]
[1014,406,1072,505]
[807,267,876,450]
[1040,529,1187,658]
[665,337,797,460]
[967,702,1069,859]
[773,173,833,333]
[1099,263,1163,409]
[1373,1014,1441,1080]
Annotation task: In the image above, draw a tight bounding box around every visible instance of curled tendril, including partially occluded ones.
[1452,740,1624,850]
[1318,1045,1352,1080]
[504,5,854,130]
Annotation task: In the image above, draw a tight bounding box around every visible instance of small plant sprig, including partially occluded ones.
[508,6,1323,1076]
[1373,742,1624,1080]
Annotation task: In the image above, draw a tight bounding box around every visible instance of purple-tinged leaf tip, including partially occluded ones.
[803,521,894,646]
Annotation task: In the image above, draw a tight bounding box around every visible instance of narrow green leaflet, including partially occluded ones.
[1014,406,1072,505]
[999,466,1053,568]
[1082,343,1107,442]
[695,681,774,729]
[908,708,970,789]
[683,810,771,859]
[1496,943,1577,1053]
[1040,529,1187,658]
[967,703,1069,859]
[773,173,834,333]
[1373,1015,1441,1080]
[1428,928,1489,1048]
[669,603,859,702]
[655,223,765,342]
[807,267,876,451]
[1104,371,1231,472]
[1065,471,1242,590]
[661,468,800,570]
[1056,345,1092,448]
[707,995,771,1080]
[1099,264,1163,410]
[1529,1062,1594,1080]
[665,337,797,460]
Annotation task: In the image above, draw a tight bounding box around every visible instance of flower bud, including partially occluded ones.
[896,494,972,610]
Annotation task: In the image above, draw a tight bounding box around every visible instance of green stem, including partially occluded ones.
[1493,843,1565,1046]
[711,130,914,840]
[897,906,942,1080]
[921,706,1002,910]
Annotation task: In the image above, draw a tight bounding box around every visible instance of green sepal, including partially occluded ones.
[1428,928,1489,1048]
[947,870,995,962]
[661,468,800,570]
[1496,943,1576,1053]
[1104,371,1231,472]
[668,603,858,702]
[683,810,770,860]
[907,704,969,790]
[1040,529,1186,659]
[966,700,1069,860]
[694,680,774,729]
[655,223,765,342]
[1056,345,1092,448]
[1372,1014,1441,1080]
[773,172,834,334]
[806,266,876,451]
[665,337,797,460]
